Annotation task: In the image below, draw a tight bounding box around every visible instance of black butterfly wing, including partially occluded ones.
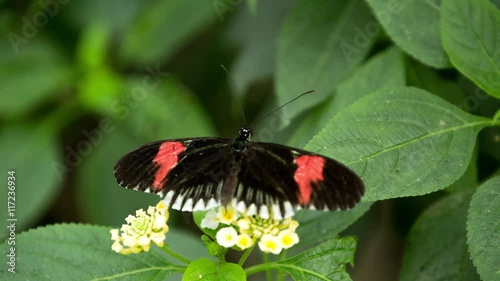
[114,138,364,219]
[232,142,364,218]
[114,137,234,211]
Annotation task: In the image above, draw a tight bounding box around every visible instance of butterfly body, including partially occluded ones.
[114,127,364,219]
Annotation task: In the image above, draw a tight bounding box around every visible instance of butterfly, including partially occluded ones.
[114,126,364,220]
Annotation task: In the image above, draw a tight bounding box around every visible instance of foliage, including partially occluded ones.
[1,0,499,280]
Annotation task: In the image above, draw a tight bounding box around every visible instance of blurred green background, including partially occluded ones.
[0,0,278,232]
[0,0,499,280]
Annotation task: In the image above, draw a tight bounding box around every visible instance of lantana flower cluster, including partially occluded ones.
[110,201,169,254]
[201,205,300,255]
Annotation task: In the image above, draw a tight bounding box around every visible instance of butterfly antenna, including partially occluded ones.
[221,65,248,126]
[248,90,315,127]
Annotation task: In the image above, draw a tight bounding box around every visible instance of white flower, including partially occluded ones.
[150,232,166,246]
[278,230,299,249]
[201,209,219,230]
[258,234,282,255]
[110,201,169,255]
[216,227,238,248]
[111,241,123,253]
[237,218,250,230]
[217,205,238,225]
[288,219,299,232]
[204,205,301,254]
[236,234,253,250]
[110,229,119,240]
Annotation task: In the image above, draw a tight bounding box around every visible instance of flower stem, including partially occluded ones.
[244,262,277,276]
[238,244,256,266]
[161,244,192,264]
[277,249,288,281]
[264,253,272,281]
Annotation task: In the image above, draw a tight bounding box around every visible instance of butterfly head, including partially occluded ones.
[237,127,252,142]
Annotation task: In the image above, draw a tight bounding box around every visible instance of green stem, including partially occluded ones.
[160,244,192,265]
[238,244,256,266]
[264,253,272,281]
[277,249,288,281]
[244,262,278,276]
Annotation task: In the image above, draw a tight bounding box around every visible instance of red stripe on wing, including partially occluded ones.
[294,155,325,205]
[152,141,186,190]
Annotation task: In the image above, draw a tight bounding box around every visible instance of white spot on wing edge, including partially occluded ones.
[171,195,184,210]
[163,190,175,206]
[259,205,269,219]
[181,198,194,211]
[284,202,294,218]
[247,204,257,216]
[235,201,246,213]
[206,198,219,210]
[192,199,205,211]
[271,204,283,220]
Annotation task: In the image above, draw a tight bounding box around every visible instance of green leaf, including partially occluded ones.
[0,125,62,236]
[265,236,356,281]
[124,77,216,141]
[119,0,216,66]
[76,21,111,69]
[246,0,258,15]
[406,59,467,107]
[77,67,124,115]
[228,0,294,94]
[400,189,480,281]
[0,38,73,117]
[306,87,493,201]
[326,47,405,116]
[64,0,143,34]
[183,258,246,281]
[276,0,375,122]
[441,0,500,98]
[76,22,122,116]
[446,145,478,193]
[293,202,372,252]
[0,224,184,280]
[166,230,210,262]
[288,46,405,148]
[365,0,449,68]
[467,176,500,281]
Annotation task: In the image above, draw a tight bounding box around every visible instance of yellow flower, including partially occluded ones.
[278,230,299,249]
[236,234,253,250]
[110,201,169,255]
[203,205,301,254]
[217,205,238,225]
[258,234,282,255]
